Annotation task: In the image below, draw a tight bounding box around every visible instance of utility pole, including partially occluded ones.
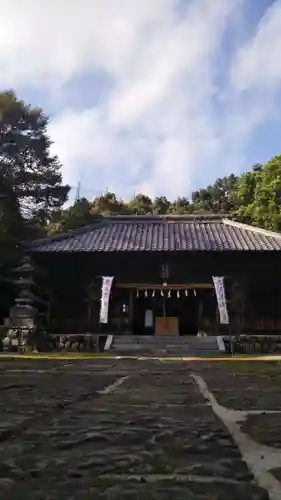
[75,182,81,202]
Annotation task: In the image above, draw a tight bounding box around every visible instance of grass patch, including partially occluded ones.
[221,360,281,382]
[1,353,280,362]
[0,352,116,360]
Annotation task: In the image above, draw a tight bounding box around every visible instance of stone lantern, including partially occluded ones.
[6,256,38,351]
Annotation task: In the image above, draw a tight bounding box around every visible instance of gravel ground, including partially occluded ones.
[0,358,271,500]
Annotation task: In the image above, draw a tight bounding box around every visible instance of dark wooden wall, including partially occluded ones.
[30,250,281,288]
[27,250,281,334]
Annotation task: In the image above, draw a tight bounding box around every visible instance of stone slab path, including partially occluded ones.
[0,358,277,499]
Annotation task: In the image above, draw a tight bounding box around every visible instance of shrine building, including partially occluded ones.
[26,214,281,337]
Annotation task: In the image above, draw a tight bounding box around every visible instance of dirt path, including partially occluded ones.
[0,359,272,499]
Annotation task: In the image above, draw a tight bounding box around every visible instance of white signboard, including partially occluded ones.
[99,276,114,324]
[145,310,153,328]
[212,276,229,325]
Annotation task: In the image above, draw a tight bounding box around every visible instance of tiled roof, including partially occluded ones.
[26,215,281,253]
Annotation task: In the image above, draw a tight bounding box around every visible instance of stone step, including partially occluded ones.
[112,335,214,343]
[111,340,217,347]
[111,334,220,353]
[112,335,217,342]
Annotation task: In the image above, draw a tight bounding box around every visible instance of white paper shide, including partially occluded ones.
[99,276,114,324]
[212,276,229,325]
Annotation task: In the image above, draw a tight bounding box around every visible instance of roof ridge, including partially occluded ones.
[106,214,225,221]
[223,218,281,239]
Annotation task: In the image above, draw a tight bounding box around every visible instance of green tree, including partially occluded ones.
[0,175,23,264]
[90,191,126,215]
[0,91,70,226]
[35,153,281,237]
[191,174,237,213]
[230,170,258,224]
[152,196,170,214]
[47,197,94,234]
[127,194,153,215]
[0,90,70,267]
[168,197,191,214]
[233,156,281,231]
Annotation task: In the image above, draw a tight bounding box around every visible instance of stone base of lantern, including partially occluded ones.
[4,305,38,352]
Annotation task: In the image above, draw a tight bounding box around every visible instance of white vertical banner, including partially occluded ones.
[212,276,229,325]
[99,276,114,324]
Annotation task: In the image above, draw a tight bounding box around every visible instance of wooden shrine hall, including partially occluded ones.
[26,214,281,337]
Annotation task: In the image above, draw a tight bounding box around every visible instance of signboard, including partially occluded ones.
[99,276,114,324]
[212,276,229,325]
[145,310,153,328]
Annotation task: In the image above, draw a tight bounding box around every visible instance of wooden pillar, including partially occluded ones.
[198,300,203,332]
[47,290,52,323]
[215,307,219,335]
[129,288,133,334]
[162,294,166,318]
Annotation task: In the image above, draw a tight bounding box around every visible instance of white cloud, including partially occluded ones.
[231,0,281,90]
[1,0,281,200]
[0,0,173,89]
[48,107,151,193]
[222,0,281,171]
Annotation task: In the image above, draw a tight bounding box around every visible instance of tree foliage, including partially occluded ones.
[46,155,281,235]
[2,90,281,254]
[0,90,70,264]
[4,90,281,325]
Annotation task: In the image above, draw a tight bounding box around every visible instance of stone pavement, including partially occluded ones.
[0,358,275,499]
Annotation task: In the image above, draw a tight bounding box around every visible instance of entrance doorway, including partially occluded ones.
[166,293,198,335]
[131,287,211,335]
[132,293,162,335]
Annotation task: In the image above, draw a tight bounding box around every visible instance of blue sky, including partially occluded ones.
[1,0,281,202]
